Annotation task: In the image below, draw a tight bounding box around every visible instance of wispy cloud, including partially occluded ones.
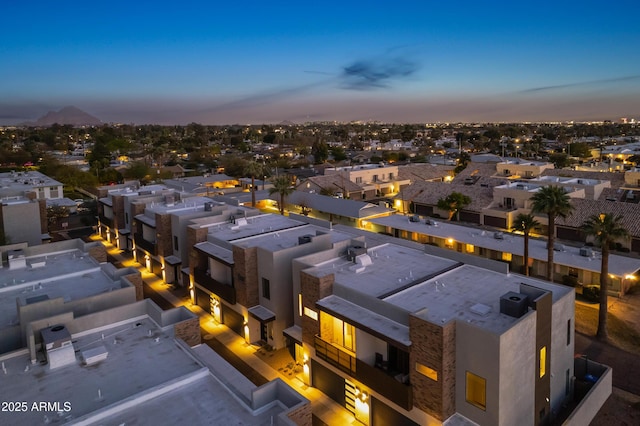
[339,56,420,90]
[520,75,640,93]
[205,49,422,113]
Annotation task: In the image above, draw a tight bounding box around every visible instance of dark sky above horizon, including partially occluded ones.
[2,1,640,125]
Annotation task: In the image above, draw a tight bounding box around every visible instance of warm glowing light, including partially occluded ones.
[625,275,637,280]
[444,175,453,182]
[446,238,454,245]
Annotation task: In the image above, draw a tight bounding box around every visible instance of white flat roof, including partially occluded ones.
[309,243,572,333]
[371,215,640,276]
[0,317,290,425]
[233,224,354,252]
[0,250,121,331]
[207,214,306,242]
[306,243,459,298]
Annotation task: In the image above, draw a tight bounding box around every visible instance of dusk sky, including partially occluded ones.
[2,1,639,125]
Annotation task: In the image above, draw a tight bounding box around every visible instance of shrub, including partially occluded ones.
[582,286,600,302]
[562,275,578,287]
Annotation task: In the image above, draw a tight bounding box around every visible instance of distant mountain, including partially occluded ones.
[30,106,102,126]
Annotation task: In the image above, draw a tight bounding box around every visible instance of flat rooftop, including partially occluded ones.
[233,224,354,252]
[384,264,571,333]
[370,215,640,276]
[0,170,62,191]
[310,243,572,334]
[206,214,306,242]
[0,317,290,425]
[306,243,458,298]
[0,250,122,331]
[142,196,215,215]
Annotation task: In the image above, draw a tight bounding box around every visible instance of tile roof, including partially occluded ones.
[396,163,455,182]
[557,198,640,237]
[297,174,363,193]
[403,181,494,211]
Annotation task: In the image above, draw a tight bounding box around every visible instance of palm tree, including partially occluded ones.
[269,175,293,215]
[531,185,573,281]
[582,213,629,341]
[243,161,263,208]
[513,213,539,276]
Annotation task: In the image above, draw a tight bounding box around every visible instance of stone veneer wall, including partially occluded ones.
[233,246,258,308]
[38,199,47,234]
[88,244,107,263]
[409,315,456,421]
[287,402,312,426]
[300,271,334,345]
[112,195,125,230]
[123,272,144,301]
[186,226,208,252]
[155,213,172,257]
[174,317,201,346]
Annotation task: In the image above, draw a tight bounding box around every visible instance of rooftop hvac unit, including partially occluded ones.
[41,325,75,370]
[554,243,565,252]
[500,292,529,318]
[493,232,504,240]
[347,244,367,261]
[579,247,593,257]
[425,219,438,226]
[204,201,214,211]
[409,215,421,222]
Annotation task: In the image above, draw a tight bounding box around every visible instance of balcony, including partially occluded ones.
[133,233,157,256]
[314,336,356,376]
[193,267,236,304]
[314,336,413,410]
[99,215,113,228]
[355,358,412,411]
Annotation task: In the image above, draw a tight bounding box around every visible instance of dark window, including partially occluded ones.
[174,236,179,251]
[567,319,571,345]
[262,278,270,300]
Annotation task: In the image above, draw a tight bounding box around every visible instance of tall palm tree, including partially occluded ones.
[531,185,573,281]
[243,161,263,208]
[582,213,629,341]
[269,175,293,215]
[513,213,539,276]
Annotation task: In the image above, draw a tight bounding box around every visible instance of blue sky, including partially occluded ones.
[1,1,639,124]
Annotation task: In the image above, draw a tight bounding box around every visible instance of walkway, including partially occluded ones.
[100,239,355,426]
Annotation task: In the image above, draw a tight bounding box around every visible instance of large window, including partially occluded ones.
[466,371,486,410]
[320,312,355,352]
[262,278,270,300]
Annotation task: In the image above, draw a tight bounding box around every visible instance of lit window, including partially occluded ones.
[298,294,303,317]
[416,362,438,381]
[304,307,318,320]
[502,252,512,261]
[320,312,355,352]
[465,244,475,253]
[466,371,486,410]
[539,346,547,378]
